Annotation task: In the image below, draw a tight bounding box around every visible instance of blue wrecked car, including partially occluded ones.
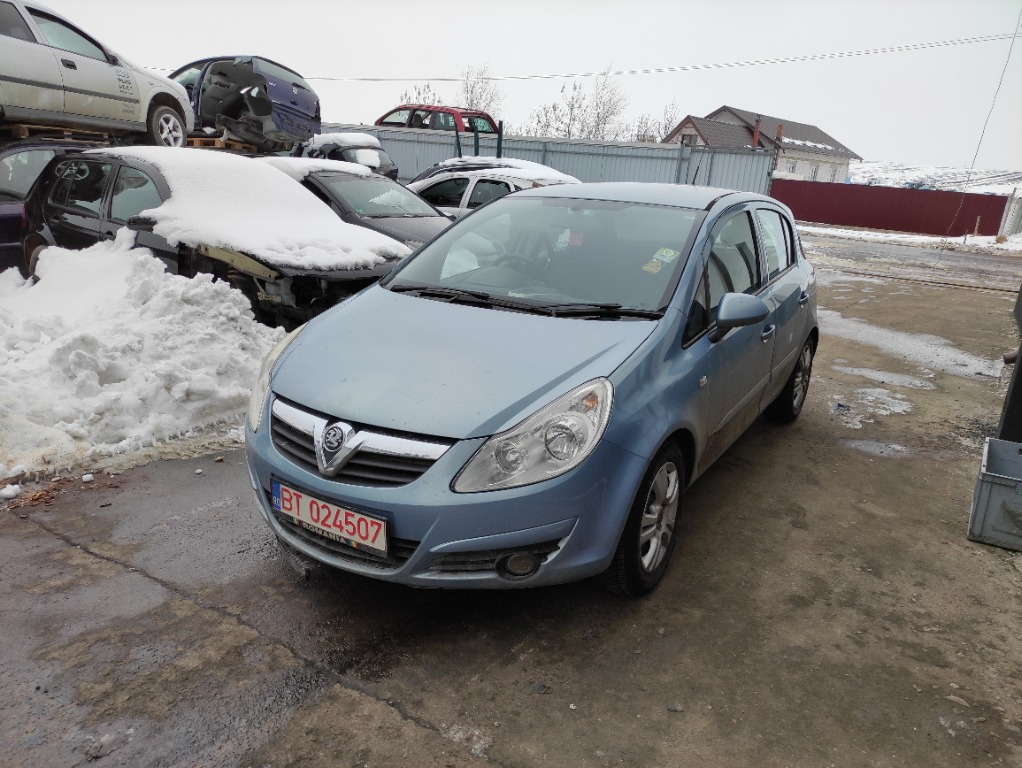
[245,182,818,596]
[169,56,320,148]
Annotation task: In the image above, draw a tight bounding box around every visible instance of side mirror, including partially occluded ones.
[126,215,156,233]
[708,293,769,343]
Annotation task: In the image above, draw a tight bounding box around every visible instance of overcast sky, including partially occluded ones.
[40,0,1022,170]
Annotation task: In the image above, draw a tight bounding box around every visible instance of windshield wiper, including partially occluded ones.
[388,283,562,315]
[539,302,664,319]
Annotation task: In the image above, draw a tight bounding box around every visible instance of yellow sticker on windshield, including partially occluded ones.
[642,259,663,274]
[653,247,680,263]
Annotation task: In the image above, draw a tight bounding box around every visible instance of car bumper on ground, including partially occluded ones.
[245,405,647,589]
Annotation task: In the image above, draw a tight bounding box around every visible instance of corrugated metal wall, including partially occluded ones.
[322,123,775,194]
[770,179,1011,237]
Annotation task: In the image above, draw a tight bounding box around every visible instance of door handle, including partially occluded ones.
[761,324,776,342]
[798,292,809,306]
[61,58,78,70]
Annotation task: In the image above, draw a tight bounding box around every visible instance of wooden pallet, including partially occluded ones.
[0,122,111,141]
[186,135,258,152]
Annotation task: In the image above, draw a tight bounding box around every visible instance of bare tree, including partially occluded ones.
[398,82,443,105]
[632,100,680,143]
[518,72,629,140]
[460,65,504,116]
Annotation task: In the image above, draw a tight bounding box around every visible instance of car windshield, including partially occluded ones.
[386,196,702,312]
[322,176,438,218]
[337,147,392,170]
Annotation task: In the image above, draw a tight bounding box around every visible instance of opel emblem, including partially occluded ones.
[323,424,346,452]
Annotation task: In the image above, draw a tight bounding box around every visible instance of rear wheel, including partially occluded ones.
[766,337,815,423]
[146,105,186,147]
[599,445,685,597]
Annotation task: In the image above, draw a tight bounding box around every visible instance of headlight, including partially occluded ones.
[453,378,613,493]
[246,325,305,432]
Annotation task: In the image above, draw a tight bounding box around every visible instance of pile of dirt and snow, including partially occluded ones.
[0,231,282,483]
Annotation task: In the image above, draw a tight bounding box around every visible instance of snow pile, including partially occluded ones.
[95,147,408,270]
[260,156,371,181]
[0,231,282,473]
[309,132,381,149]
[848,160,1022,196]
[435,156,580,183]
[781,137,836,151]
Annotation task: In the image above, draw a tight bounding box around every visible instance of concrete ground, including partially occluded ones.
[1,241,1020,767]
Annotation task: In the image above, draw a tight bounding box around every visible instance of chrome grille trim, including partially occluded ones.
[270,397,452,487]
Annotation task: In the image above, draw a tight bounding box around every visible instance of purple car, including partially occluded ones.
[169,56,321,148]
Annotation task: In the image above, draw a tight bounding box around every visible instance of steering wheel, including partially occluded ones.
[493,252,535,273]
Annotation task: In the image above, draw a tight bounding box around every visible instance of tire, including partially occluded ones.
[27,242,48,277]
[766,336,815,423]
[599,445,685,597]
[146,104,186,147]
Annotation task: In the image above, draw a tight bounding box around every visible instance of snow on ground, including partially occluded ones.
[848,160,1022,196]
[0,231,282,486]
[97,147,407,269]
[799,225,1022,253]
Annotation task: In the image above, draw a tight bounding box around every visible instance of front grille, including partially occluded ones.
[270,397,451,488]
[428,540,563,573]
[268,494,418,569]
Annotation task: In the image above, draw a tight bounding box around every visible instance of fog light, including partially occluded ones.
[497,553,540,579]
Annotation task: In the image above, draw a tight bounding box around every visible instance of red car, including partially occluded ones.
[374,104,497,134]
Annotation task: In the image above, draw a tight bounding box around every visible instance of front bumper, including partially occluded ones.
[245,402,647,589]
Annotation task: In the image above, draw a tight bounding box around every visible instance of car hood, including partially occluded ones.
[359,216,450,247]
[271,285,657,440]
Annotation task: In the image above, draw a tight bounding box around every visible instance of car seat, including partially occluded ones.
[409,113,425,129]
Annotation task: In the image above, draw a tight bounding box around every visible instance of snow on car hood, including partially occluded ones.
[259,156,371,181]
[309,132,381,149]
[94,147,408,270]
[271,285,657,440]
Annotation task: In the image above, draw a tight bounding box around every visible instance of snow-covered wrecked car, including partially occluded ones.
[22,146,408,325]
[293,133,398,180]
[260,157,450,250]
[0,0,192,146]
[169,56,320,149]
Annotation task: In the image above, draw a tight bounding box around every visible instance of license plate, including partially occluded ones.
[271,480,387,556]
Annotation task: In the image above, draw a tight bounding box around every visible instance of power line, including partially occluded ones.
[301,32,1020,83]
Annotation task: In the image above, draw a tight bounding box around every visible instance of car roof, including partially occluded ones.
[513,182,782,213]
[171,55,305,77]
[388,104,491,116]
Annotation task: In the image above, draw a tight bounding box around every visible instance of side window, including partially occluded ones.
[28,11,106,60]
[683,272,709,344]
[0,148,56,197]
[708,211,760,298]
[419,177,469,208]
[380,109,410,126]
[110,166,163,222]
[754,209,794,280]
[467,179,511,209]
[431,111,456,131]
[408,110,431,129]
[49,160,112,215]
[0,1,33,41]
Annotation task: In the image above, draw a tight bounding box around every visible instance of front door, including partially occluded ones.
[45,158,112,251]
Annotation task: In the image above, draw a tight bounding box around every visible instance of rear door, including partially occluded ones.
[0,1,64,114]
[753,206,810,384]
[25,8,141,123]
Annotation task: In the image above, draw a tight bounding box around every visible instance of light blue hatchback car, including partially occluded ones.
[245,182,818,596]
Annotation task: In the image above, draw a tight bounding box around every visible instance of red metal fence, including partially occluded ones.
[769,179,1009,237]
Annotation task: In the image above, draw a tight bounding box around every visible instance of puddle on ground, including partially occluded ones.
[839,439,912,457]
[817,309,1002,379]
[832,366,936,390]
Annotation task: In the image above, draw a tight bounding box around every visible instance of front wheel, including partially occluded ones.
[146,105,186,147]
[599,445,685,597]
[765,336,815,423]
